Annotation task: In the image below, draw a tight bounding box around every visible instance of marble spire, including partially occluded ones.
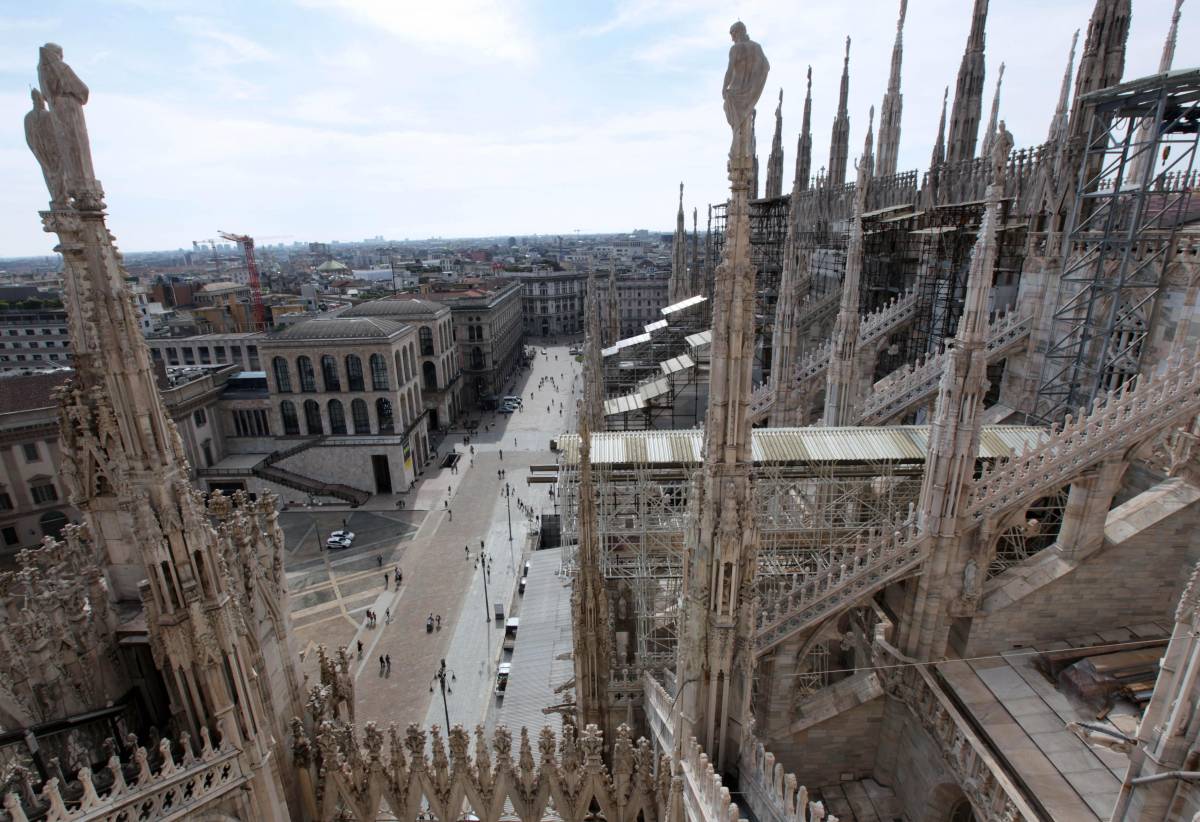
[1047,30,1079,145]
[795,67,813,191]
[979,62,1005,161]
[690,206,701,295]
[901,122,1013,661]
[765,89,785,198]
[823,106,874,426]
[1128,0,1184,185]
[876,0,907,177]
[669,182,688,304]
[570,400,611,735]
[945,0,989,164]
[675,20,768,775]
[923,86,950,209]
[827,37,851,187]
[751,109,760,197]
[1069,0,1131,142]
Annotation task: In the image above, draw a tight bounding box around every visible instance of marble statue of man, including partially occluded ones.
[37,43,96,201]
[991,120,1014,185]
[24,88,66,207]
[722,22,769,159]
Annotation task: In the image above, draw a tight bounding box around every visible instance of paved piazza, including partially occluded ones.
[282,342,582,730]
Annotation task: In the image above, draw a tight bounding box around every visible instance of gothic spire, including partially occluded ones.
[1129,0,1184,185]
[827,37,851,186]
[1068,0,1131,142]
[570,404,611,733]
[979,62,1005,160]
[765,89,785,198]
[1047,30,1079,144]
[795,67,813,191]
[669,182,688,303]
[823,106,874,426]
[751,110,760,197]
[932,86,949,168]
[690,207,701,294]
[945,0,989,164]
[876,0,907,176]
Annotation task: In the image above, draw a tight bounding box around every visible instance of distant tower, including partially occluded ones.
[876,0,907,177]
[795,67,813,191]
[945,0,989,164]
[827,38,852,186]
[750,110,760,197]
[823,108,874,426]
[669,183,688,304]
[765,89,785,198]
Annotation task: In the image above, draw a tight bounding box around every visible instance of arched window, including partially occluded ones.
[39,510,67,540]
[280,400,300,435]
[376,397,395,434]
[321,355,340,391]
[328,399,347,435]
[423,361,438,391]
[351,398,370,434]
[419,326,434,356]
[471,346,484,369]
[346,355,365,391]
[370,353,390,390]
[303,399,323,434]
[272,357,293,393]
[297,356,317,392]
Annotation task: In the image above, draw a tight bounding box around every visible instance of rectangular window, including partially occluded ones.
[22,443,38,462]
[0,492,12,511]
[183,348,195,365]
[2,526,17,546]
[30,482,58,504]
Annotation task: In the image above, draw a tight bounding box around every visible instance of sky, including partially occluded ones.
[0,0,1195,256]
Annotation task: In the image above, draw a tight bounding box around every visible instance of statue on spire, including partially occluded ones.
[24,89,66,208]
[35,43,98,205]
[722,21,769,160]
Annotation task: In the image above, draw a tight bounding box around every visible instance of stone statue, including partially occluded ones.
[991,120,1013,185]
[962,558,978,599]
[722,22,769,159]
[36,43,96,202]
[25,88,66,207]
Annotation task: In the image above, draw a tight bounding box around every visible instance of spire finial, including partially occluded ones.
[844,36,851,62]
[898,0,908,30]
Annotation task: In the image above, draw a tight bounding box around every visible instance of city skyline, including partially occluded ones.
[0,0,1194,256]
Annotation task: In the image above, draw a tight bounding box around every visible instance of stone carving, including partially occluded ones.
[35,43,97,205]
[722,22,769,158]
[24,89,66,206]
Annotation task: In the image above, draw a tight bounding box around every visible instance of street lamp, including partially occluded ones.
[307,495,324,551]
[429,658,456,731]
[480,552,493,622]
[504,483,515,570]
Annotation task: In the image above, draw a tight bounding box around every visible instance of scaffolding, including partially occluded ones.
[1035,68,1200,423]
[556,426,1043,671]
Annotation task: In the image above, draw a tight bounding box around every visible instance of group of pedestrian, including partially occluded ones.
[364,609,379,628]
[379,654,392,675]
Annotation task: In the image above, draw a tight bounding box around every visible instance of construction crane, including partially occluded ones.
[218,230,266,331]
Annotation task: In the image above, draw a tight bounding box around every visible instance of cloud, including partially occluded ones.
[175,15,279,65]
[297,0,534,64]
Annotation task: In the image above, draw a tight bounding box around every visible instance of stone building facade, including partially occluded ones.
[258,316,431,495]
[593,274,671,338]
[513,270,587,338]
[0,306,71,372]
[339,297,463,431]
[421,281,524,409]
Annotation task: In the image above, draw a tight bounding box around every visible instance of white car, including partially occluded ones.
[329,530,355,542]
[326,534,354,549]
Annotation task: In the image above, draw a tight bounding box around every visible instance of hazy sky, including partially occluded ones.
[0,0,1194,256]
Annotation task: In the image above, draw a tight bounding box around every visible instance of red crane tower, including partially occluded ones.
[218,230,266,331]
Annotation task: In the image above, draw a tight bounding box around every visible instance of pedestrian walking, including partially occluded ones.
[385,608,391,624]
[448,509,453,521]
[499,449,503,460]
[444,500,448,509]
[380,655,385,674]
[377,555,382,567]
[435,615,442,630]
[386,654,392,672]
[514,437,517,446]
[465,545,470,559]
[480,539,484,549]
[384,574,388,590]
[356,639,362,658]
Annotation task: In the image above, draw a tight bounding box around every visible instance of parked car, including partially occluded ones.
[498,405,516,415]
[569,347,581,355]
[503,395,524,407]
[326,536,353,550]
[495,662,511,697]
[329,530,355,542]
[503,618,519,650]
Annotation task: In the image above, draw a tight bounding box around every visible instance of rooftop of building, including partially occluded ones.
[262,315,408,342]
[197,281,248,293]
[0,371,70,413]
[339,298,448,319]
